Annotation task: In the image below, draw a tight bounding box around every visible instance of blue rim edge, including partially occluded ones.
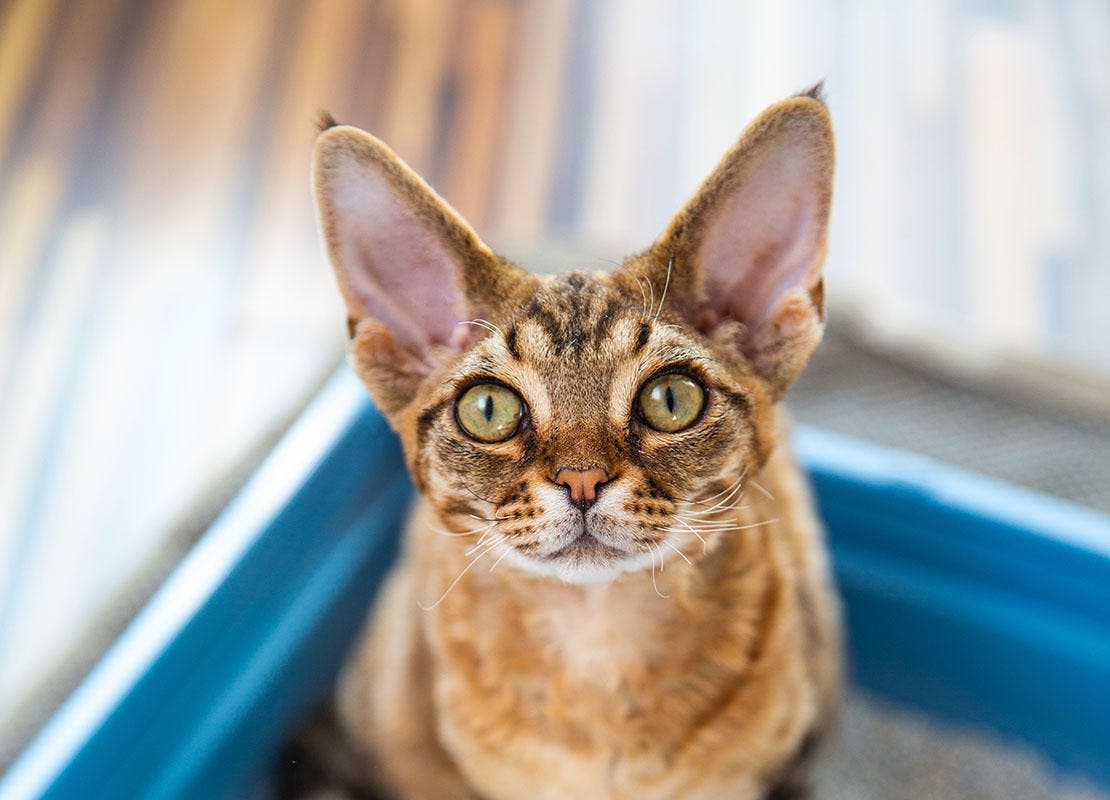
[1,368,1107,799]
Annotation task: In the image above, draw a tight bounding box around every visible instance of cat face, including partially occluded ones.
[314,88,832,583]
[395,270,774,582]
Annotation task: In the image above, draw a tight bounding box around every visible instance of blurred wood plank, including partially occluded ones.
[15,0,128,168]
[0,156,64,398]
[490,0,574,243]
[0,155,65,597]
[441,0,516,228]
[349,0,396,132]
[0,211,107,704]
[241,0,373,330]
[115,0,281,219]
[0,0,62,175]
[379,0,458,175]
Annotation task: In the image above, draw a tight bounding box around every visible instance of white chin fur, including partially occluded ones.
[498,546,656,585]
[497,484,659,584]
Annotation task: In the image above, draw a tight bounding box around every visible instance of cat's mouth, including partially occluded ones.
[546,532,626,562]
[506,517,655,583]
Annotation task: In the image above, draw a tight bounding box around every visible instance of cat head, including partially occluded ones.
[313,89,833,583]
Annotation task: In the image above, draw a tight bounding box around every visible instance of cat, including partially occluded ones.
[307,85,841,800]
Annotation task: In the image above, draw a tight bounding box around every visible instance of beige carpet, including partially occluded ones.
[814,690,1108,800]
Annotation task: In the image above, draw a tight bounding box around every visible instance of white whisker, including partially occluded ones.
[632,274,650,323]
[664,540,692,565]
[456,319,500,338]
[662,515,709,552]
[660,519,778,535]
[473,317,505,337]
[676,499,749,518]
[683,469,747,506]
[428,521,494,538]
[459,317,504,337]
[682,478,747,518]
[751,479,775,501]
[488,544,511,573]
[652,257,673,323]
[419,537,502,611]
[465,527,498,555]
[668,520,748,531]
[649,544,669,598]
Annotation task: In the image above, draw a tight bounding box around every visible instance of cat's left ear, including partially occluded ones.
[636,88,834,399]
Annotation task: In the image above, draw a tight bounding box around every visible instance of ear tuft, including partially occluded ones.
[316,110,340,133]
[795,81,827,105]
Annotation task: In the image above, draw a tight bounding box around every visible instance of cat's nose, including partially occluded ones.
[554,468,609,511]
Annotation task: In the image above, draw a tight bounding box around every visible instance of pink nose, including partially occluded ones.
[555,468,609,510]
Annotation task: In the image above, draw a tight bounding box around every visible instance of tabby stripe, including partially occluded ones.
[505,323,520,359]
[591,296,622,345]
[414,398,451,491]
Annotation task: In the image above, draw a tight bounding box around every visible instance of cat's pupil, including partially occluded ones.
[482,395,494,422]
[665,386,676,414]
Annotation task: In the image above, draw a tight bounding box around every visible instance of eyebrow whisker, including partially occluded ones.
[632,274,650,323]
[652,257,673,323]
[457,318,504,338]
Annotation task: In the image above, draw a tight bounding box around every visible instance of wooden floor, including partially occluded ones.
[1,0,1108,759]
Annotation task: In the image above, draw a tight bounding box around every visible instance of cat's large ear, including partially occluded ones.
[637,89,833,399]
[313,124,526,413]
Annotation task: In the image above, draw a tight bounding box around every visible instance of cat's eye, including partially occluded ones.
[456,383,524,443]
[638,374,705,433]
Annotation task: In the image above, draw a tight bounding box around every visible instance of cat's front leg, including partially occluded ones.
[336,559,478,800]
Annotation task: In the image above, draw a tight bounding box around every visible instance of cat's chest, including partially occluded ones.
[426,568,796,799]
[532,583,672,679]
[433,579,682,723]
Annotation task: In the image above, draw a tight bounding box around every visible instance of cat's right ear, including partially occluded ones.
[633,90,834,400]
[313,125,524,413]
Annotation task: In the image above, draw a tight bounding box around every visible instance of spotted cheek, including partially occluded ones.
[425,426,527,499]
[583,480,675,553]
[636,415,749,495]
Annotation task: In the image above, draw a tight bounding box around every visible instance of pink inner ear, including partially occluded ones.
[329,154,469,356]
[696,139,826,334]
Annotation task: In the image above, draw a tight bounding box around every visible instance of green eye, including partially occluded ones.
[638,374,705,433]
[456,383,524,442]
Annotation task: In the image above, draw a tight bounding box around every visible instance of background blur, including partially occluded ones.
[0,0,1108,767]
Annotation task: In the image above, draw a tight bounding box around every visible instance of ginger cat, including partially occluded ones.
[310,87,841,800]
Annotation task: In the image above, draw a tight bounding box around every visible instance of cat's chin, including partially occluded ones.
[499,536,656,585]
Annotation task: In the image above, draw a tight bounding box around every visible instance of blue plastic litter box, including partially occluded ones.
[2,368,1108,799]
